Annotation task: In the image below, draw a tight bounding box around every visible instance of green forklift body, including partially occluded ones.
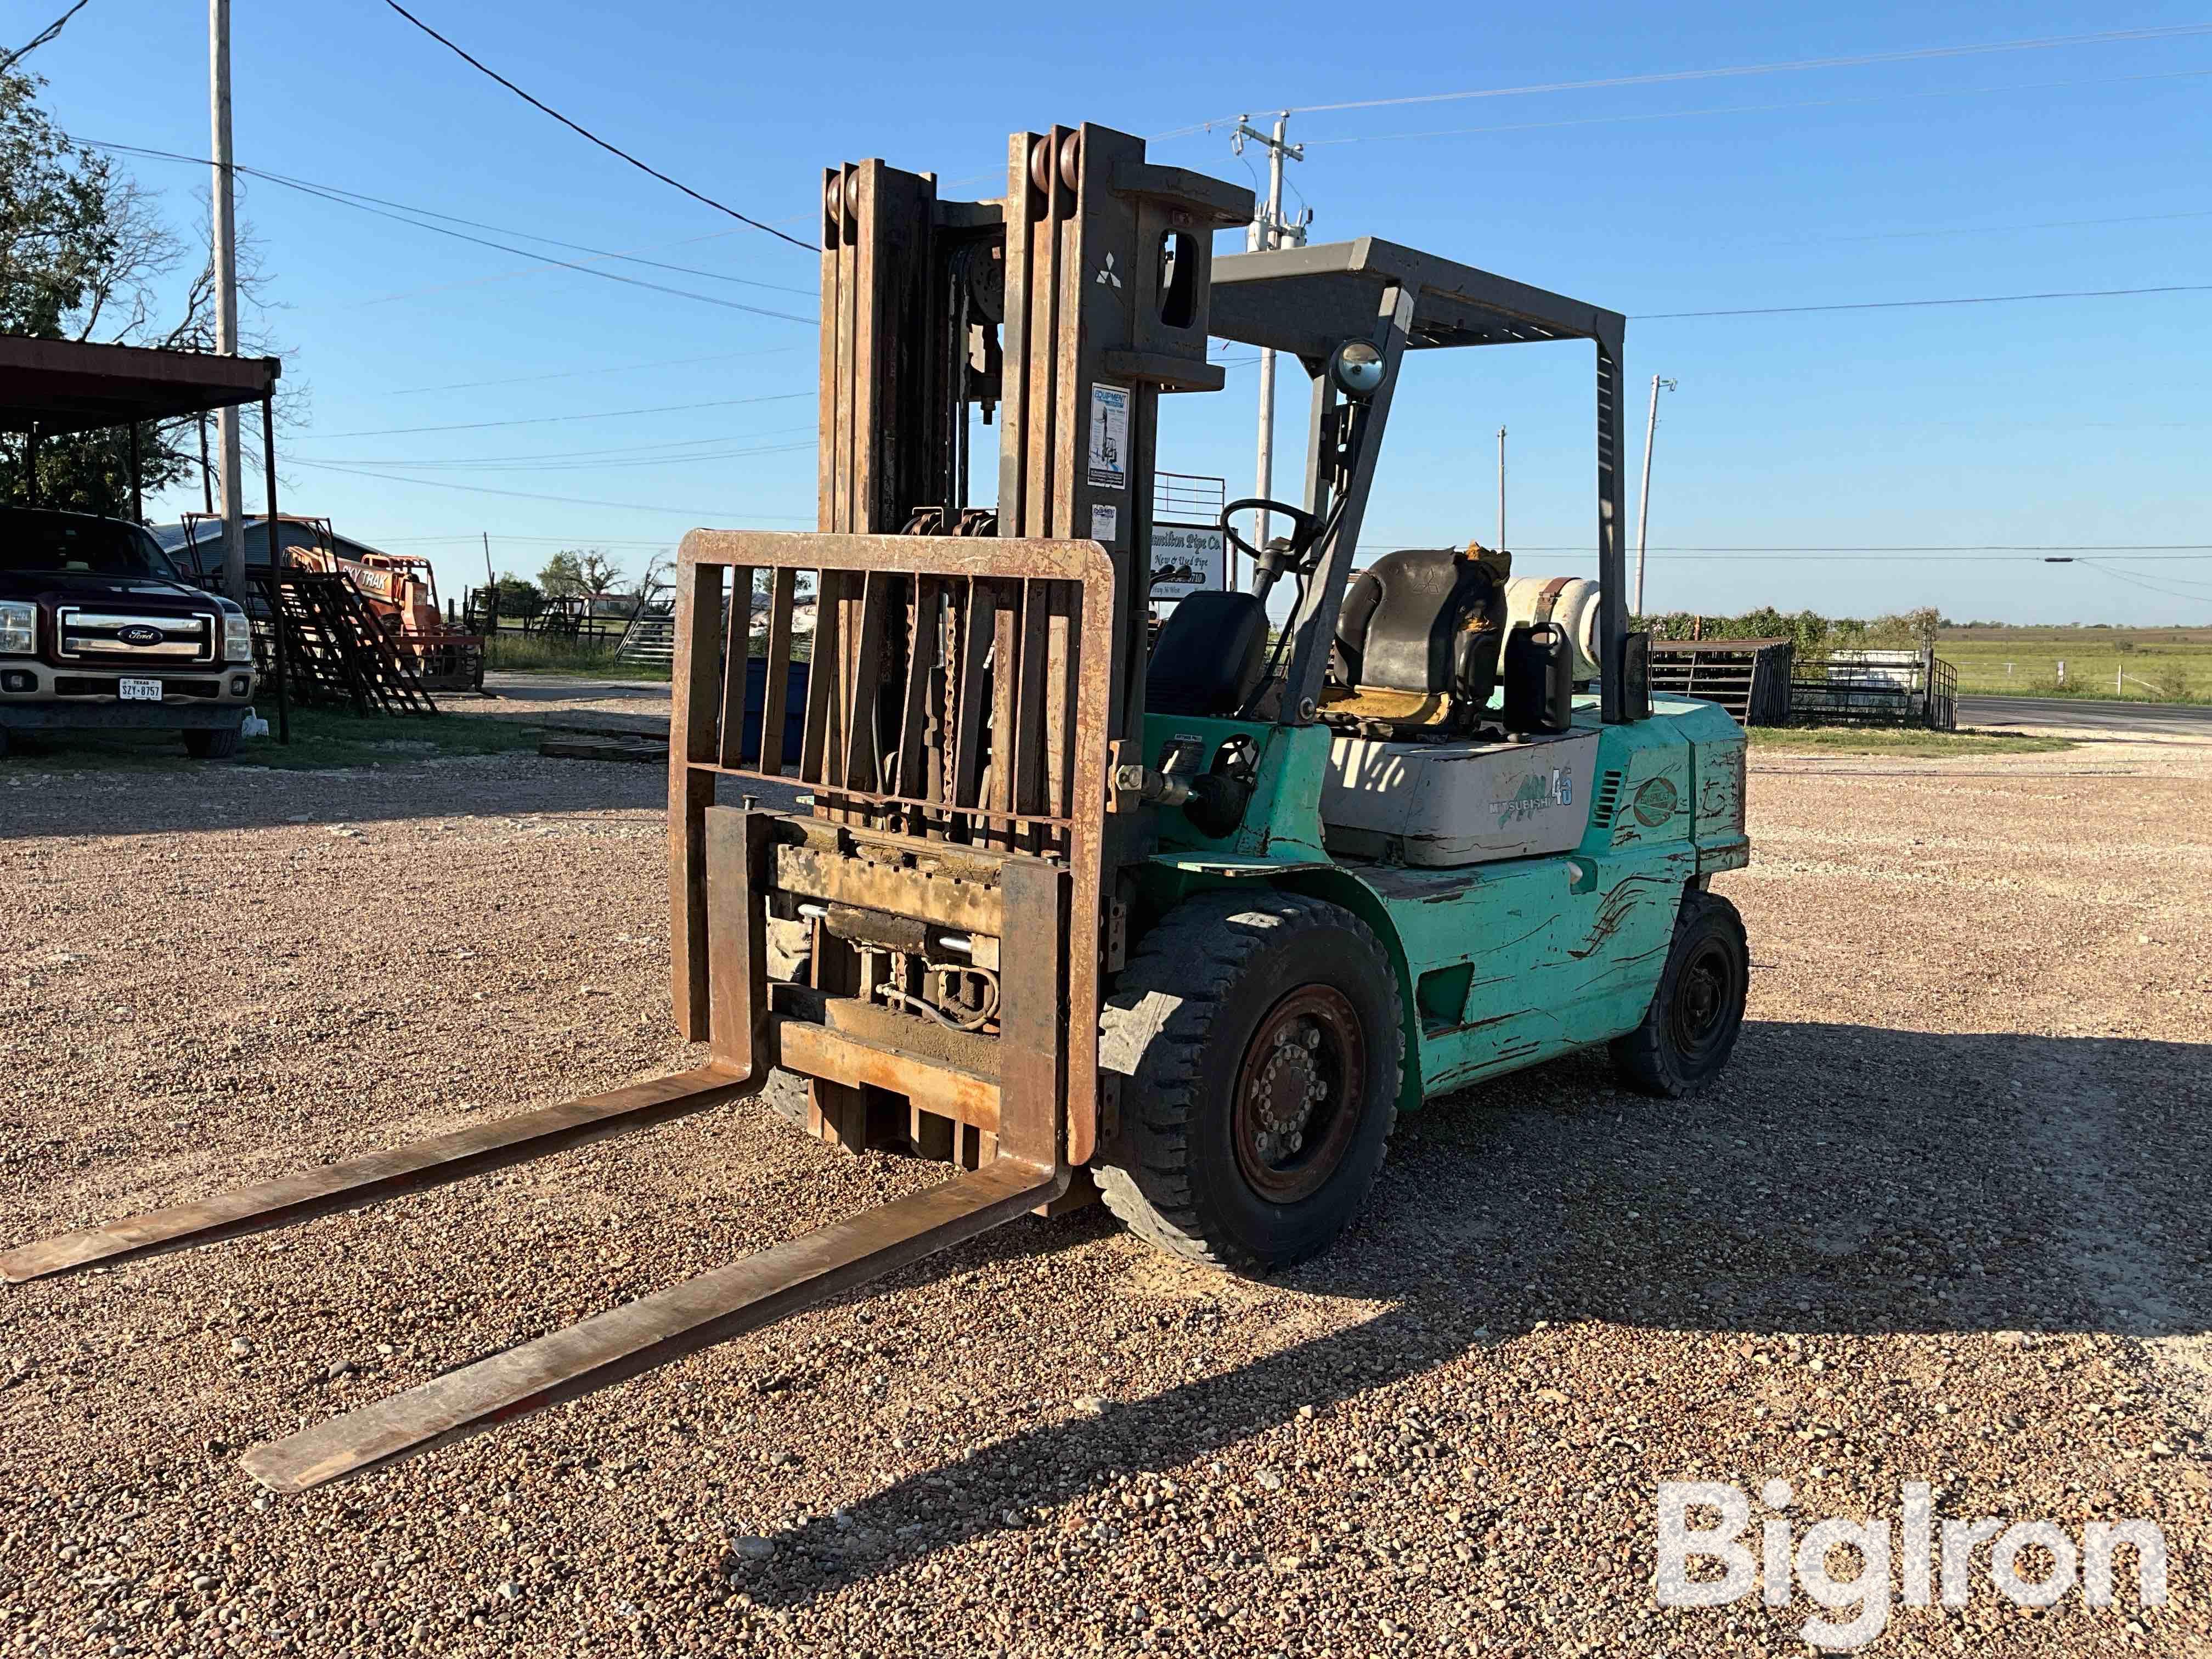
[1137,697,1747,1113]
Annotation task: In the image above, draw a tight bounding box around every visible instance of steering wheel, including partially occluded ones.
[1221,498,1319,568]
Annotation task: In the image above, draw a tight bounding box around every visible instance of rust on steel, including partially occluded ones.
[239,1158,1060,1493]
[771,843,1006,935]
[776,1020,1001,1132]
[0,1066,757,1284]
[667,553,726,1041]
[668,527,1113,1165]
[704,808,776,1079]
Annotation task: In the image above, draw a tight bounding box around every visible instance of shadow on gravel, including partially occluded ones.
[0,759,805,839]
[738,1020,2210,1605]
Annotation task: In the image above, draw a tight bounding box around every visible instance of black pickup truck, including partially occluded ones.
[0,505,258,759]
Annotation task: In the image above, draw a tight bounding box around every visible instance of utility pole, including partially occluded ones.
[1496,426,1506,551]
[1632,375,1677,617]
[210,0,244,599]
[1232,114,1308,566]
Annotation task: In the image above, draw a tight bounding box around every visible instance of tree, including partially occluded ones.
[1,69,283,519]
[1870,607,1944,647]
[538,549,623,599]
[492,574,544,620]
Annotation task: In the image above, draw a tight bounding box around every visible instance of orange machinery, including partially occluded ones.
[180,513,485,691]
[290,541,483,691]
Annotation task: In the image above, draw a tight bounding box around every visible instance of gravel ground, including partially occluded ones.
[2,695,2207,1658]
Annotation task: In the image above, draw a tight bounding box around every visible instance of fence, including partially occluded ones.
[1647,638,1793,726]
[1791,647,1957,730]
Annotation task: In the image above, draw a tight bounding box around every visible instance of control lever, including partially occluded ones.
[1116,734,1259,839]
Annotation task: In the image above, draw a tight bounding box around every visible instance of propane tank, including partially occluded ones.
[1503,576,1602,680]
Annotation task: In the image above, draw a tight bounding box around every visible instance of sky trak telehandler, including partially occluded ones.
[4,121,1750,1491]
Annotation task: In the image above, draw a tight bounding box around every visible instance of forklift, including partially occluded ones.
[4,121,1749,1491]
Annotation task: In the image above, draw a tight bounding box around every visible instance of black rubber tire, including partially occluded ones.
[1093,891,1404,1273]
[1609,888,1749,1098]
[183,724,242,760]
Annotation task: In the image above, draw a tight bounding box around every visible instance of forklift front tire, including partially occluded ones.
[1094,891,1403,1273]
[1609,889,1748,1098]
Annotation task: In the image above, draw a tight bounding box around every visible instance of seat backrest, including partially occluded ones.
[1148,590,1269,716]
[1334,548,1504,701]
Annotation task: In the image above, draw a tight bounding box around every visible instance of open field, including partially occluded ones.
[1936,630,2212,705]
[1,707,2207,1658]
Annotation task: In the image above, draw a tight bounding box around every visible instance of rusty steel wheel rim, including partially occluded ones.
[1232,986,1366,1204]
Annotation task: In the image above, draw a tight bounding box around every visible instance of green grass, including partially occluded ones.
[3,706,546,773]
[1748,724,2077,757]
[482,633,669,679]
[1935,630,2212,704]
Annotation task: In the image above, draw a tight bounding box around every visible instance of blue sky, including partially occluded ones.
[27,1,2212,623]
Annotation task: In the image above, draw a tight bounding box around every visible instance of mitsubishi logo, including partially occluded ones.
[1096,252,1121,288]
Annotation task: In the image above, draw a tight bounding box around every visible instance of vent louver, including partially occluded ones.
[1590,769,1624,828]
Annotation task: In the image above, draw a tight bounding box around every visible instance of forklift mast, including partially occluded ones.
[814,126,1251,753]
[652,125,1253,1177]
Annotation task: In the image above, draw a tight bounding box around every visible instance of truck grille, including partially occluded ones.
[56,608,215,662]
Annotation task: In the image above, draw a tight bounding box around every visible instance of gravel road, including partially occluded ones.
[2,701,2207,1657]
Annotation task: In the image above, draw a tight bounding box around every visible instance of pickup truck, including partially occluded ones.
[0,505,258,759]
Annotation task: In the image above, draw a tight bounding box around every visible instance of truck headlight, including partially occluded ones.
[0,600,33,656]
[222,611,253,664]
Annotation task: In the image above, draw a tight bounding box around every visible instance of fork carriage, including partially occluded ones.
[665,528,1119,1187]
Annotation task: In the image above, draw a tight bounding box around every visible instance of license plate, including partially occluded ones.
[118,678,163,702]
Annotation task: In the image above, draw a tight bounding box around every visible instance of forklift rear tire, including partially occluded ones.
[183,725,241,760]
[1094,891,1404,1274]
[1609,889,1748,1098]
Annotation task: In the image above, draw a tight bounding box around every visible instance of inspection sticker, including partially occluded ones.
[1087,383,1129,489]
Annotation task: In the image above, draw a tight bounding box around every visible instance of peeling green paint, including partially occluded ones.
[1132,697,1748,1114]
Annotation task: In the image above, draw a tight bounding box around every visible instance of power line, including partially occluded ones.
[379,0,814,252]
[2076,561,2212,602]
[381,441,816,474]
[286,458,815,519]
[375,534,682,547]
[1,0,89,72]
[1638,283,2212,320]
[1297,66,2212,148]
[293,426,816,469]
[78,137,815,323]
[311,391,809,441]
[299,438,818,473]
[384,346,803,397]
[1389,553,2212,571]
[1154,21,2212,134]
[263,169,814,321]
[80,138,815,298]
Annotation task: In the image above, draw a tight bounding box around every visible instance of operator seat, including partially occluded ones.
[1330,547,1507,716]
[1147,590,1269,716]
